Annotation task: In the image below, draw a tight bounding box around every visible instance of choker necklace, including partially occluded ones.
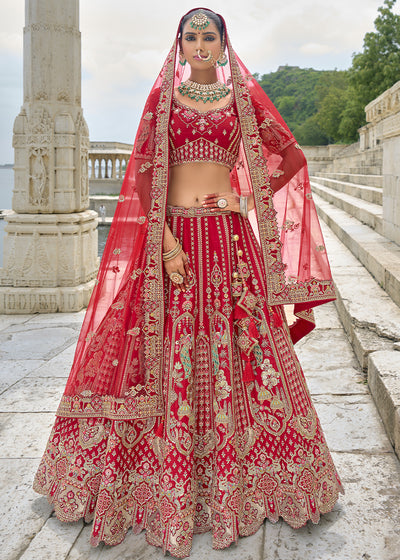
[178,80,231,103]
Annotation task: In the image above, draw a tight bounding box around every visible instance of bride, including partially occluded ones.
[33,8,344,558]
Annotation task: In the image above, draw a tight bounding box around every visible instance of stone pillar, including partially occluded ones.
[0,0,99,313]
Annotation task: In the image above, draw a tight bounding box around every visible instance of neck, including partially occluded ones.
[188,68,218,84]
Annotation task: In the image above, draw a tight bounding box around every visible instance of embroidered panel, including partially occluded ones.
[35,212,343,558]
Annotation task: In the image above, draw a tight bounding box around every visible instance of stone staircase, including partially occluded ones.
[309,170,400,460]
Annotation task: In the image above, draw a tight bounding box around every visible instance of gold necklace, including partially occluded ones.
[178,80,231,103]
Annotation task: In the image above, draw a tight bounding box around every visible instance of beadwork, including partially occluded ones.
[178,79,231,103]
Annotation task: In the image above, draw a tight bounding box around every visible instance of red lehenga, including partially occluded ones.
[33,8,344,558]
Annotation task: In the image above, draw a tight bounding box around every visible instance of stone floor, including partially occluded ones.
[1,303,400,560]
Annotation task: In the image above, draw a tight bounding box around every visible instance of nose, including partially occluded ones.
[194,35,206,51]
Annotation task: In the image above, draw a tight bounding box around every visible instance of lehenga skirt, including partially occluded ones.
[33,206,344,558]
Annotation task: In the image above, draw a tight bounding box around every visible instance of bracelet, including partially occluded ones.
[239,196,248,219]
[163,237,183,261]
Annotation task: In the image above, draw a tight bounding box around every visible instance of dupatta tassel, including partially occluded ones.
[155,419,164,437]
[243,357,254,383]
[272,310,283,328]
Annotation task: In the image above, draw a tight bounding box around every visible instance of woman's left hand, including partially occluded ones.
[202,192,241,213]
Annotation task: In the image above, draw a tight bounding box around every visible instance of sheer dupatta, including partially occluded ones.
[59,8,335,422]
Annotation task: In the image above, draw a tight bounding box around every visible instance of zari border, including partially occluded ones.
[56,394,163,420]
[227,38,336,307]
[141,43,177,417]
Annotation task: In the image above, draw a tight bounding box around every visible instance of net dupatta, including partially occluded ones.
[59,8,335,421]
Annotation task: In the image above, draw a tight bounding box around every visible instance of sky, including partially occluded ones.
[0,0,398,164]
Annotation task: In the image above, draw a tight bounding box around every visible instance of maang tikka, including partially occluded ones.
[190,12,210,30]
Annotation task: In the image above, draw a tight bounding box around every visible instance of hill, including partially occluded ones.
[256,66,347,145]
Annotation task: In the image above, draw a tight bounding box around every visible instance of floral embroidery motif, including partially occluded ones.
[35,209,343,558]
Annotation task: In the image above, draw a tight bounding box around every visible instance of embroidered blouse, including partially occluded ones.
[169,92,241,171]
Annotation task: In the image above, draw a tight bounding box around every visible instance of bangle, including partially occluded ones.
[163,237,182,261]
[239,196,248,218]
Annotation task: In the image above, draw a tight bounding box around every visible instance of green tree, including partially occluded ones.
[350,0,400,106]
[256,1,400,145]
[294,114,330,145]
[314,71,350,142]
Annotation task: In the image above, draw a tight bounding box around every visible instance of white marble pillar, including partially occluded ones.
[0,0,99,313]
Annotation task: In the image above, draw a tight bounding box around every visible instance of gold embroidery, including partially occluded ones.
[139,161,153,173]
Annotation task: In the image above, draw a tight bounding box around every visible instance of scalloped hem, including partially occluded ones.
[33,479,344,559]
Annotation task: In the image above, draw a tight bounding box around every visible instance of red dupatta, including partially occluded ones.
[58,8,335,421]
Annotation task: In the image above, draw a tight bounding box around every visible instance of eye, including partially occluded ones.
[205,36,216,41]
[184,35,196,41]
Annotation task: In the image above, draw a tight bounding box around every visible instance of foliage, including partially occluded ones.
[256,0,400,145]
[350,0,400,106]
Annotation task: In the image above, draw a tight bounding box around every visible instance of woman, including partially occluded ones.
[33,8,344,558]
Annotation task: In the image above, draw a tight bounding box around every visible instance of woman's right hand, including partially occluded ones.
[164,250,193,292]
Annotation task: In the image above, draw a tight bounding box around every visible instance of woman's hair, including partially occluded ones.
[179,8,225,43]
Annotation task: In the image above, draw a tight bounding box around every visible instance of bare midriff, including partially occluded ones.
[167,162,232,208]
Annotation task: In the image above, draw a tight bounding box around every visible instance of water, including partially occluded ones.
[0,168,111,266]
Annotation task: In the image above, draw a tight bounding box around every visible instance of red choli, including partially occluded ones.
[169,92,241,170]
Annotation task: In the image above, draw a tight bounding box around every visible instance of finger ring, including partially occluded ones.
[217,198,228,209]
[170,272,184,284]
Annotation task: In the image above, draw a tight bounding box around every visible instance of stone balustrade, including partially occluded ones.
[89,141,132,180]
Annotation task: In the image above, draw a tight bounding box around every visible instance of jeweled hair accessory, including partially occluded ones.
[190,12,210,30]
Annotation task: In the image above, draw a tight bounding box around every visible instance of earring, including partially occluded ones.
[216,51,228,67]
[179,52,186,66]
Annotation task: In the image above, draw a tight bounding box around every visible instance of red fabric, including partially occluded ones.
[34,208,343,557]
[169,94,241,170]
[33,10,344,556]
[55,8,336,422]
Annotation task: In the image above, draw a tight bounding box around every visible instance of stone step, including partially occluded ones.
[313,171,383,189]
[311,181,383,235]
[312,192,400,309]
[310,175,383,205]
[320,220,400,460]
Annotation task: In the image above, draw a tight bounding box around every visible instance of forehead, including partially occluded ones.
[182,18,219,35]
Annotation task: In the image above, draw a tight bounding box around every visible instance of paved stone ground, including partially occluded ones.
[1,302,400,560]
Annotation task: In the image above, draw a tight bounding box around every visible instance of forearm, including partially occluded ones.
[163,222,177,252]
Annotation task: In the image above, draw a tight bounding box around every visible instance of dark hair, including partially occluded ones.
[179,8,225,43]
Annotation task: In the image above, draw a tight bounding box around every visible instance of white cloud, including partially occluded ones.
[300,43,336,56]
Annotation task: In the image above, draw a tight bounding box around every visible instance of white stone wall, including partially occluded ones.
[366,81,400,245]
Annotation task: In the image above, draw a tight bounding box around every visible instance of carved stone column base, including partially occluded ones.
[0,281,95,314]
[0,210,99,288]
[0,210,99,313]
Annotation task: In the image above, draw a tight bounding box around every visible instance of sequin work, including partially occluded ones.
[169,93,241,170]
[33,209,344,558]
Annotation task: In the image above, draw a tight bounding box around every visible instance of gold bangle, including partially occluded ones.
[163,237,179,257]
[163,237,182,261]
[163,245,183,262]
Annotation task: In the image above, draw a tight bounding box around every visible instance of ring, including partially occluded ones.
[217,198,228,209]
[170,272,184,284]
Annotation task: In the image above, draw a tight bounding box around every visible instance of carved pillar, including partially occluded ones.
[0,0,99,313]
